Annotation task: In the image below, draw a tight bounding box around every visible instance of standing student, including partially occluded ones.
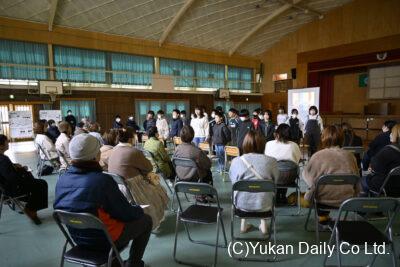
[169,109,183,139]
[190,106,209,147]
[212,111,231,173]
[276,106,289,126]
[228,108,240,146]
[208,109,217,142]
[260,110,275,142]
[304,106,324,156]
[156,110,169,145]
[251,108,262,130]
[143,110,157,133]
[113,115,124,129]
[180,110,190,126]
[215,106,228,123]
[287,109,303,144]
[65,110,77,133]
[126,115,140,132]
[236,109,254,154]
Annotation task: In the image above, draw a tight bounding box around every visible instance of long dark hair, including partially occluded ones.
[193,106,204,119]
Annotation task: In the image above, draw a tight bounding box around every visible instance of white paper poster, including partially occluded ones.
[39,110,62,123]
[288,87,320,124]
[9,111,33,138]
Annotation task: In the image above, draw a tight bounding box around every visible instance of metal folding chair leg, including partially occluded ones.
[183,217,227,248]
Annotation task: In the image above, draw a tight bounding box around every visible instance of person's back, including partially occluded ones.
[212,122,231,145]
[47,125,60,143]
[265,140,301,163]
[108,144,153,179]
[237,119,253,151]
[144,136,172,178]
[35,133,58,159]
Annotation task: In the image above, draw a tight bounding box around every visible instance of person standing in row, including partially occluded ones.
[113,115,123,129]
[228,108,240,146]
[190,106,209,147]
[143,111,157,133]
[251,108,262,131]
[260,110,275,142]
[304,106,324,156]
[237,109,254,155]
[212,111,231,173]
[180,110,190,126]
[287,109,303,144]
[170,109,183,139]
[156,110,169,147]
[65,110,77,133]
[277,106,289,126]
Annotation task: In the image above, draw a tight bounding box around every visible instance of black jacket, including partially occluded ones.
[65,115,77,128]
[237,120,255,153]
[126,119,140,132]
[367,131,391,158]
[143,119,156,132]
[181,117,190,126]
[170,118,183,138]
[212,123,231,145]
[367,144,400,195]
[113,121,124,129]
[228,117,240,146]
[288,118,302,142]
[260,120,275,142]
[47,126,60,143]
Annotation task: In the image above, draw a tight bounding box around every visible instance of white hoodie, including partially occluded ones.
[190,116,209,138]
[156,118,169,139]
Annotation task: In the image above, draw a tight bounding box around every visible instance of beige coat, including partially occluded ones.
[99,145,113,171]
[302,147,360,207]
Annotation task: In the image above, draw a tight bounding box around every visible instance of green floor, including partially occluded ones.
[0,143,399,267]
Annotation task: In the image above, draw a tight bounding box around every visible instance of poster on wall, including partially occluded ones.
[39,110,62,123]
[9,111,33,139]
[288,87,320,125]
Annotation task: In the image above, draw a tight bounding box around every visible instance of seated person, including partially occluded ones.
[34,121,59,166]
[54,134,152,267]
[99,129,118,171]
[362,120,396,171]
[361,124,400,196]
[46,119,60,144]
[55,121,72,170]
[143,126,175,181]
[73,121,88,137]
[108,130,168,230]
[88,122,104,145]
[303,125,359,227]
[265,124,301,204]
[230,131,279,235]
[341,122,363,170]
[173,125,213,203]
[0,135,48,224]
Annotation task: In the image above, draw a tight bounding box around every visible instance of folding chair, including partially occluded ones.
[199,142,213,158]
[173,182,227,267]
[369,166,400,197]
[142,149,173,195]
[53,210,126,267]
[171,157,201,211]
[36,143,59,179]
[276,160,301,216]
[343,146,364,173]
[103,171,135,204]
[223,146,240,173]
[57,149,70,176]
[231,180,277,262]
[304,174,360,242]
[323,198,399,267]
[0,183,27,221]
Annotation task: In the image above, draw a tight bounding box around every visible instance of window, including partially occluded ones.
[160,58,195,87]
[111,53,153,85]
[233,102,261,113]
[60,100,96,122]
[214,101,233,113]
[0,39,48,80]
[195,62,224,89]
[135,100,189,129]
[228,66,253,91]
[54,46,106,83]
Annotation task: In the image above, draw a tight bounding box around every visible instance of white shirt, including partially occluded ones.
[55,133,71,168]
[277,114,289,126]
[190,116,209,138]
[35,134,58,160]
[156,118,169,139]
[264,140,301,164]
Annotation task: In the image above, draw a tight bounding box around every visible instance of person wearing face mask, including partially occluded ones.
[277,106,289,126]
[251,108,262,130]
[143,110,156,133]
[126,115,140,132]
[215,106,228,123]
[169,109,183,139]
[65,110,77,133]
[156,110,169,146]
[304,106,324,156]
[212,111,231,173]
[360,124,400,197]
[228,108,240,146]
[190,106,209,147]
[237,109,256,155]
[113,115,124,129]
[287,109,304,144]
[260,110,275,142]
[208,109,217,143]
[180,110,190,126]
[362,120,396,171]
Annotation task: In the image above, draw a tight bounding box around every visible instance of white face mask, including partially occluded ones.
[310,110,316,115]
[116,118,121,122]
[240,117,246,121]
[67,112,72,116]
[292,114,297,118]
[180,114,184,118]
[211,113,215,118]
[258,114,263,120]
[157,115,162,119]
[172,114,178,119]
[278,110,284,114]
[128,117,133,120]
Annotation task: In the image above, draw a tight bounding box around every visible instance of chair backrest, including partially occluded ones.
[36,143,50,160]
[314,174,360,200]
[103,171,136,204]
[174,181,221,210]
[172,157,200,181]
[198,142,210,153]
[57,149,70,168]
[342,146,364,157]
[232,180,275,193]
[142,149,160,173]
[378,166,400,196]
[276,160,299,184]
[225,146,240,157]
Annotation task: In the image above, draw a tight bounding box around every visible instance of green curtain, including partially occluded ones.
[0,39,48,80]
[160,58,194,87]
[195,62,224,88]
[111,53,153,85]
[60,100,96,122]
[54,46,106,83]
[228,66,253,91]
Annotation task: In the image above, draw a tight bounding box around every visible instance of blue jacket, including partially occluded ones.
[54,164,143,248]
[170,118,183,138]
